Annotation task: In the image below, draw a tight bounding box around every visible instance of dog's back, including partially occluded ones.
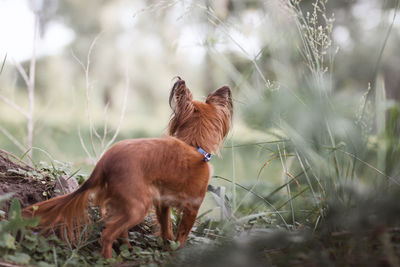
[99,136,211,210]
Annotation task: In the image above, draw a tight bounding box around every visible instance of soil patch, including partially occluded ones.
[0,151,31,173]
[0,150,53,214]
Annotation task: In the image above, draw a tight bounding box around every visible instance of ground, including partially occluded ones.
[0,150,52,214]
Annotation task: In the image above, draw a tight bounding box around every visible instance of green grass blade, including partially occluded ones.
[0,53,7,75]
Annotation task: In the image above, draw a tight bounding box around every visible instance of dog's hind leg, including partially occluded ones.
[118,230,132,248]
[155,204,174,241]
[101,201,149,258]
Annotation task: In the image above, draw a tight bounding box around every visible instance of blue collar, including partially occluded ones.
[197,147,212,162]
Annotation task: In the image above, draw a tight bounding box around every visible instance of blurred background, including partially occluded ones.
[1,0,400,220]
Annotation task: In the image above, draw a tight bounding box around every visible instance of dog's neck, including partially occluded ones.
[173,114,227,154]
[174,130,220,154]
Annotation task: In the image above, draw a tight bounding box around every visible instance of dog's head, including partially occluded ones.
[168,77,233,154]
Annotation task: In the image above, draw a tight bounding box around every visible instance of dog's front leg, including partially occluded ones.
[156,204,174,241]
[175,206,199,248]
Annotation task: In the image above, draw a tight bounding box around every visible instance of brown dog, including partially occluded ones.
[23,78,233,258]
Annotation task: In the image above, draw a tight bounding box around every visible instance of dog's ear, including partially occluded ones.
[206,86,233,139]
[206,86,232,111]
[169,78,193,111]
[168,78,194,136]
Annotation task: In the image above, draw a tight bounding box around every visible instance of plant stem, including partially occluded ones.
[27,11,39,160]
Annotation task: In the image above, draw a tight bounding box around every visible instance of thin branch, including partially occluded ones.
[104,69,129,153]
[212,175,289,226]
[101,102,110,148]
[277,143,295,226]
[72,35,103,160]
[70,50,86,73]
[0,124,26,152]
[195,3,269,86]
[359,0,399,122]
[26,11,39,159]
[0,148,33,169]
[13,59,30,88]
[337,148,400,186]
[0,94,29,117]
[78,126,95,164]
[0,53,7,74]
[237,211,291,223]
[223,139,290,148]
[132,0,180,18]
[86,35,103,142]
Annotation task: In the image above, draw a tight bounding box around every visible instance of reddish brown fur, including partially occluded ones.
[23,78,233,258]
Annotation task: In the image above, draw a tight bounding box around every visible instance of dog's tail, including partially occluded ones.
[22,162,104,244]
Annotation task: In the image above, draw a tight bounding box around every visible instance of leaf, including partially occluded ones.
[132,246,143,253]
[9,198,21,217]
[5,252,31,264]
[120,248,136,260]
[37,261,55,267]
[0,233,16,249]
[119,243,130,251]
[156,236,164,246]
[7,198,39,236]
[106,257,117,264]
[120,249,131,258]
[37,243,51,253]
[168,240,180,251]
[24,232,38,242]
[22,240,37,251]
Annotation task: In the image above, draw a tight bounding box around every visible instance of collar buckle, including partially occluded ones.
[197,147,212,162]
